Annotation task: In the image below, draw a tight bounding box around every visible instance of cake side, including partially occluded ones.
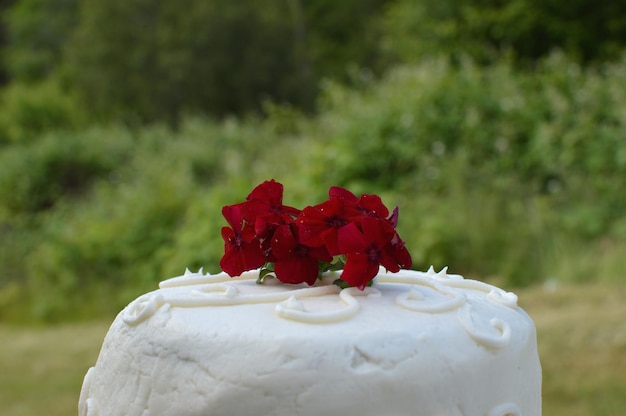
[79,268,541,416]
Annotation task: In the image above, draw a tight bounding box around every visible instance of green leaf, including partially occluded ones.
[333,278,351,289]
[256,263,275,285]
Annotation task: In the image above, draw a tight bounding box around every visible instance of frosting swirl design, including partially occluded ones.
[488,402,523,416]
[122,267,522,350]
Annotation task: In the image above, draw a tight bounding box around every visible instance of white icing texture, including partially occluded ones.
[80,267,542,416]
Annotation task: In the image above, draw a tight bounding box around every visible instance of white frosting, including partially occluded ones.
[80,268,542,416]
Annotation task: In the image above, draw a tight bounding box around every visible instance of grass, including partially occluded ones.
[522,281,626,415]
[1,281,625,415]
[0,321,110,416]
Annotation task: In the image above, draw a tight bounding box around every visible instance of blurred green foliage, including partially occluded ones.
[0,126,133,213]
[3,0,78,82]
[3,0,625,123]
[0,53,625,322]
[307,55,626,284]
[314,55,626,235]
[64,0,309,123]
[0,1,625,323]
[383,0,626,65]
[0,78,87,144]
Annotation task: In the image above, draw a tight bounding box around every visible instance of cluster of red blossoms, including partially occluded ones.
[220,180,412,289]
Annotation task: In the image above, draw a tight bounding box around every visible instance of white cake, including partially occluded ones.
[79,267,541,416]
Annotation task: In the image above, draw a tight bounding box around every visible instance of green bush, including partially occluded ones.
[383,0,626,65]
[63,0,310,123]
[307,54,626,282]
[2,53,625,323]
[27,174,192,321]
[3,0,80,83]
[0,126,133,215]
[5,116,310,321]
[3,0,390,122]
[0,79,87,145]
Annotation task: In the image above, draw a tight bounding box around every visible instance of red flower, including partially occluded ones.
[241,180,300,238]
[219,204,265,277]
[220,180,413,290]
[337,217,405,289]
[389,231,412,269]
[328,186,358,202]
[296,197,360,255]
[388,206,399,228]
[329,186,390,220]
[270,224,332,285]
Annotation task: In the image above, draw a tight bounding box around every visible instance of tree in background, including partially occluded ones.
[2,0,78,83]
[383,0,626,65]
[303,0,390,82]
[63,0,392,124]
[1,0,389,123]
[64,0,327,124]
[1,0,625,123]
[0,0,17,85]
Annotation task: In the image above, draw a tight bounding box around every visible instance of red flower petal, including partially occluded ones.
[388,234,412,269]
[269,224,330,285]
[222,204,245,231]
[270,224,297,259]
[220,203,265,276]
[388,206,399,228]
[274,256,320,286]
[358,194,390,218]
[221,226,234,243]
[247,179,284,204]
[296,206,327,247]
[340,253,380,290]
[297,198,357,255]
[361,216,395,244]
[219,240,265,277]
[337,222,368,254]
[329,186,358,202]
[243,180,300,228]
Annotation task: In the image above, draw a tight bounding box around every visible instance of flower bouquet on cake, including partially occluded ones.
[220,179,412,289]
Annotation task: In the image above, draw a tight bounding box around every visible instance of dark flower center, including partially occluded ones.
[327,215,347,229]
[295,244,309,258]
[230,234,243,248]
[367,245,381,263]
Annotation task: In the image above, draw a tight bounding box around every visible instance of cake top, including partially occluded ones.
[121,266,522,348]
[141,266,518,325]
